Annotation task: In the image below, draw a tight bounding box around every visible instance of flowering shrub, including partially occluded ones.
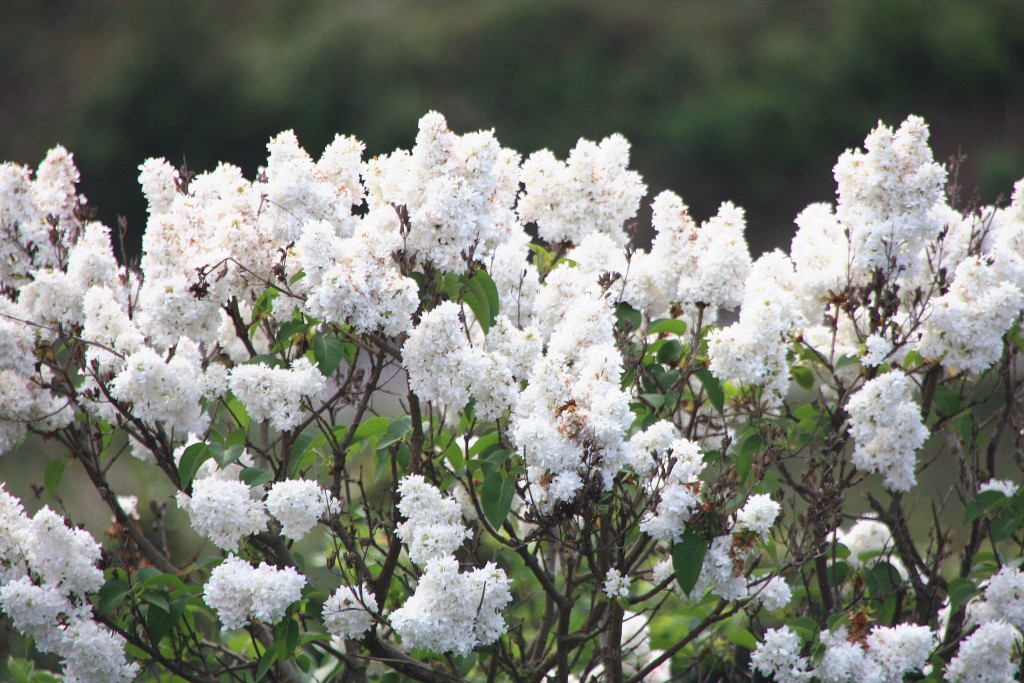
[1,112,1023,682]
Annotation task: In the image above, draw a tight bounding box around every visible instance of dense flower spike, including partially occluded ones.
[2,112,1024,682]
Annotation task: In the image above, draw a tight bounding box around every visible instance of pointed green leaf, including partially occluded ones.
[694,368,725,413]
[648,319,687,336]
[791,366,815,391]
[481,471,516,530]
[672,531,709,596]
[178,442,211,491]
[44,460,65,497]
[312,332,345,376]
[96,577,131,615]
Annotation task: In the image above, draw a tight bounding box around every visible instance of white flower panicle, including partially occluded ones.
[61,620,141,683]
[389,556,512,655]
[228,357,326,431]
[834,115,946,276]
[108,339,210,435]
[648,192,752,313]
[364,111,521,272]
[969,566,1024,629]
[707,250,805,399]
[754,576,792,611]
[638,438,705,543]
[946,621,1023,683]
[265,479,340,541]
[323,583,378,640]
[603,568,631,599]
[917,256,1023,375]
[402,301,482,411]
[176,477,268,552]
[203,556,306,630]
[750,626,811,683]
[518,133,646,246]
[395,474,470,564]
[846,372,929,492]
[735,494,781,538]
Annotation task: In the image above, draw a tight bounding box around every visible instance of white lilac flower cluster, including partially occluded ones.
[322,583,378,640]
[603,567,631,599]
[834,517,908,578]
[389,556,512,656]
[636,434,705,543]
[845,371,930,492]
[0,484,139,683]
[364,111,521,272]
[203,556,306,630]
[752,623,936,683]
[518,133,646,247]
[227,357,327,431]
[395,474,470,564]
[707,250,806,400]
[177,467,336,551]
[834,115,947,277]
[390,476,512,654]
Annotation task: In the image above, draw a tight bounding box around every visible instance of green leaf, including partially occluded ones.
[834,354,859,371]
[694,368,725,413]
[990,508,1021,542]
[274,618,300,661]
[211,443,245,469]
[947,578,978,611]
[376,418,413,452]
[791,366,815,391]
[648,319,687,336]
[240,467,273,486]
[727,629,757,651]
[96,577,131,614]
[786,617,817,642]
[464,270,500,333]
[146,604,172,647]
[313,332,346,376]
[481,471,516,529]
[672,531,709,596]
[255,647,277,682]
[177,442,211,491]
[354,416,391,442]
[43,460,65,497]
[656,339,683,365]
[615,302,642,332]
[932,385,961,418]
[639,393,665,410]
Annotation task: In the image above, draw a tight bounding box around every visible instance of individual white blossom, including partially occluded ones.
[846,371,929,492]
[176,478,268,552]
[946,621,1023,683]
[25,507,103,597]
[265,479,340,541]
[203,556,255,631]
[323,583,378,640]
[638,438,704,543]
[858,624,936,682]
[109,339,210,435]
[389,556,512,655]
[249,562,307,624]
[228,357,326,432]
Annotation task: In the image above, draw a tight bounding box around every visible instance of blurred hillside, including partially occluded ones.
[2,0,1023,256]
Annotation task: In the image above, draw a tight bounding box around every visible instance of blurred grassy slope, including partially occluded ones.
[2,0,1024,255]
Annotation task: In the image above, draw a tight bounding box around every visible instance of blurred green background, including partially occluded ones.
[3,0,1024,256]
